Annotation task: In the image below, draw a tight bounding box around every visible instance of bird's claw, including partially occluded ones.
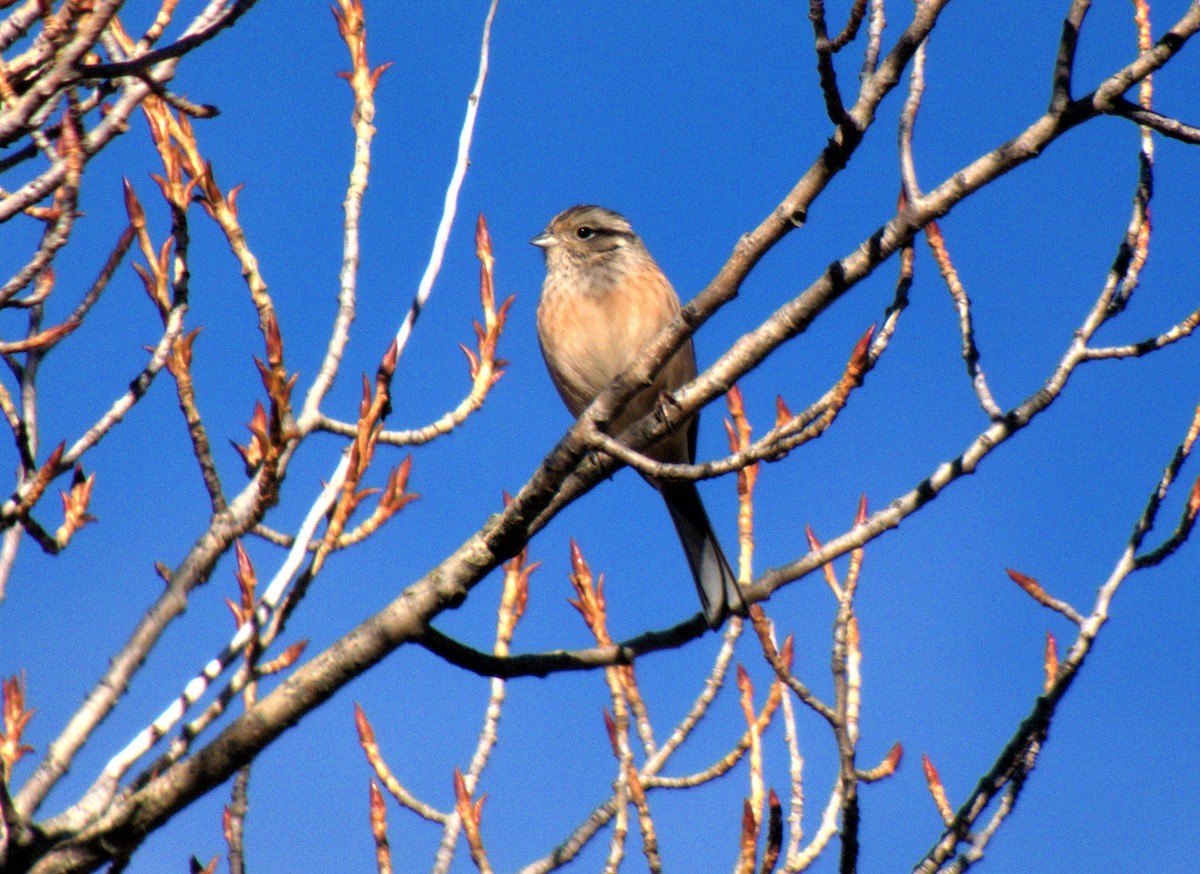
[656,390,684,430]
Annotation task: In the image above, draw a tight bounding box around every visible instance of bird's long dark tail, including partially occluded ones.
[659,480,747,628]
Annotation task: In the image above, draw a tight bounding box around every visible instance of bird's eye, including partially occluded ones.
[575,226,594,240]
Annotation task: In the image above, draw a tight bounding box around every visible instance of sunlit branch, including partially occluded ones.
[298,0,390,425]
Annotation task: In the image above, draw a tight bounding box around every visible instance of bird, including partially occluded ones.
[531,204,747,628]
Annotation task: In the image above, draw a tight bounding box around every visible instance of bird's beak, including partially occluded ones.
[529,231,554,249]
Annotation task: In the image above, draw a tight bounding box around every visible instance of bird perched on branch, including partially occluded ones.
[532,204,747,628]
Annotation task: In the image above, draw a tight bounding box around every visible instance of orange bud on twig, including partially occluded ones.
[774,395,792,428]
[1005,568,1084,625]
[378,339,398,385]
[233,401,269,474]
[0,319,79,355]
[724,384,758,491]
[845,494,869,596]
[737,663,765,843]
[233,540,257,603]
[123,177,145,228]
[258,640,308,676]
[1,672,35,777]
[725,382,746,423]
[460,214,512,399]
[475,213,493,267]
[497,542,536,645]
[924,221,959,294]
[567,540,611,643]
[1043,631,1059,694]
[601,708,620,756]
[723,384,759,580]
[779,635,795,672]
[263,310,283,370]
[921,753,954,826]
[846,323,876,379]
[453,768,490,873]
[882,742,904,774]
[368,780,392,874]
[381,456,417,514]
[1006,568,1047,601]
[736,664,755,725]
[54,465,96,547]
[805,524,843,598]
[354,702,377,750]
[165,327,202,377]
[859,741,904,783]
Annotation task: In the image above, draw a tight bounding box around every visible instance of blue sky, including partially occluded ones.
[4,2,1199,872]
